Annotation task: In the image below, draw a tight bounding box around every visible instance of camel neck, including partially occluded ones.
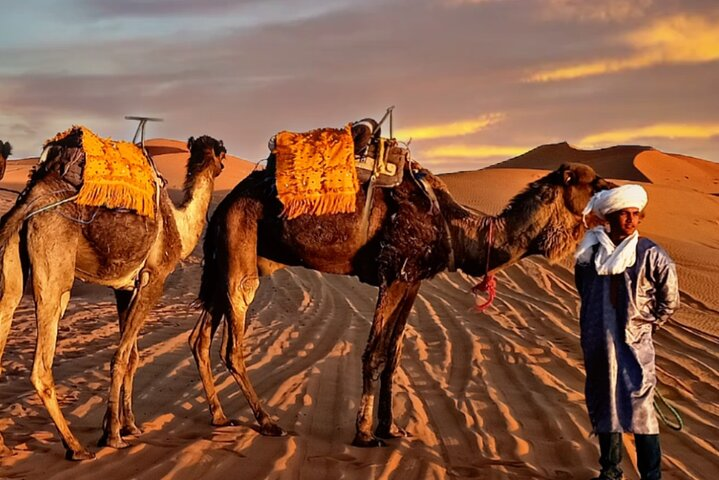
[446,196,556,277]
[173,169,215,258]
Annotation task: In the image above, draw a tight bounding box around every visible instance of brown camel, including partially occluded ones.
[189,161,613,447]
[0,140,11,180]
[0,133,225,459]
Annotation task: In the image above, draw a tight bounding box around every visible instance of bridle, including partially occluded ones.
[472,218,497,312]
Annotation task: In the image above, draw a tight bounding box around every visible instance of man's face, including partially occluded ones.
[607,207,641,238]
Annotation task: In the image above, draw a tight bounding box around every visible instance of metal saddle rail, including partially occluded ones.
[125,115,165,185]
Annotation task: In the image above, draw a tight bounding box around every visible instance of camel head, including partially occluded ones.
[186,135,226,179]
[500,162,614,263]
[0,140,11,180]
[0,141,10,161]
[554,162,615,217]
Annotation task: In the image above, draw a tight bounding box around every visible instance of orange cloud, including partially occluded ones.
[529,14,719,82]
[394,113,504,141]
[580,123,719,145]
[424,144,529,159]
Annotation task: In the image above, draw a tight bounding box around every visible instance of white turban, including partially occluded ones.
[582,184,648,221]
[576,184,648,274]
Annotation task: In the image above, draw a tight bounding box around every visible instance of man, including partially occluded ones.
[574,184,679,480]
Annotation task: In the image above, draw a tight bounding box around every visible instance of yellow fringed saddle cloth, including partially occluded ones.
[274,124,359,219]
[46,126,158,218]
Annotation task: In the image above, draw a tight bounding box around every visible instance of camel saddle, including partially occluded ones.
[41,126,160,218]
[355,137,407,188]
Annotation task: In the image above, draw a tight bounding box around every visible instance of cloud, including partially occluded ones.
[423,144,529,158]
[444,0,654,23]
[394,114,505,141]
[541,0,654,23]
[580,123,719,146]
[529,14,719,81]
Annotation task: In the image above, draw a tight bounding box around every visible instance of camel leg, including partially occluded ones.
[0,234,26,456]
[353,280,419,447]
[0,233,26,378]
[114,289,142,436]
[220,211,284,437]
[30,253,94,460]
[375,282,420,439]
[222,272,284,436]
[99,271,166,449]
[189,308,234,426]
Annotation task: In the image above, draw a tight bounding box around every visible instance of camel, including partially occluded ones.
[189,160,613,447]
[0,133,225,460]
[0,140,11,180]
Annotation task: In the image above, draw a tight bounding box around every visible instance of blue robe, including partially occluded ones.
[575,237,679,434]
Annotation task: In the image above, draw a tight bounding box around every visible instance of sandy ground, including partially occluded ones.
[0,142,716,479]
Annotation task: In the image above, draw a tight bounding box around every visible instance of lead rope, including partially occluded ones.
[472,218,497,312]
[654,388,683,431]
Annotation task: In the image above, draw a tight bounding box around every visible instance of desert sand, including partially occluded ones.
[0,141,716,479]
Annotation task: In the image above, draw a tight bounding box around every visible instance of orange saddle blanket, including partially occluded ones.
[273,124,360,220]
[44,126,158,218]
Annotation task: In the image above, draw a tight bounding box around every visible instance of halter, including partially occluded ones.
[472,218,497,312]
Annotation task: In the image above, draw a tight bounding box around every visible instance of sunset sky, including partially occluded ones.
[1,0,718,172]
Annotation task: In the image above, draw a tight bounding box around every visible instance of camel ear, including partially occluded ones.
[187,137,195,151]
[563,169,575,185]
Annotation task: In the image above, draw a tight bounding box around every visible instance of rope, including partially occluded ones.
[654,388,683,431]
[24,194,79,220]
[473,218,497,312]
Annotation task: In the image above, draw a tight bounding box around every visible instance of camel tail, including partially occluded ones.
[196,207,228,316]
[0,192,34,297]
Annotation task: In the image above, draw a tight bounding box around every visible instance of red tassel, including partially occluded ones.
[472,273,496,312]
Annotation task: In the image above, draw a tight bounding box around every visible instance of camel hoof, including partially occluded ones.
[97,434,130,449]
[351,434,386,448]
[375,424,411,439]
[65,449,95,461]
[121,424,142,436]
[211,416,239,427]
[259,422,287,437]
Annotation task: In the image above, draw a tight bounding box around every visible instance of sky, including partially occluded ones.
[1,0,718,172]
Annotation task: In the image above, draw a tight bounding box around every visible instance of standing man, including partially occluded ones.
[574,184,679,480]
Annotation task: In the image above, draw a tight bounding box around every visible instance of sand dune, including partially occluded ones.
[491,142,719,195]
[0,140,716,479]
[490,142,652,182]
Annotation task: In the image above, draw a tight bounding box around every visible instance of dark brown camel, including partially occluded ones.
[0,134,225,459]
[0,140,11,180]
[189,161,612,447]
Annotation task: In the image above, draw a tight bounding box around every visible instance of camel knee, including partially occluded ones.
[222,348,248,376]
[228,276,259,310]
[110,346,134,377]
[30,370,54,400]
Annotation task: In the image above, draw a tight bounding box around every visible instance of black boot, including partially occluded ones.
[594,432,623,479]
[635,434,661,480]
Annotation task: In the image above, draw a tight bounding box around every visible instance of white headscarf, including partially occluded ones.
[582,184,647,221]
[576,184,648,275]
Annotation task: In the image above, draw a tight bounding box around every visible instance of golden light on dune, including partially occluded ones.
[424,144,529,159]
[528,14,719,82]
[394,113,504,141]
[581,123,719,145]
